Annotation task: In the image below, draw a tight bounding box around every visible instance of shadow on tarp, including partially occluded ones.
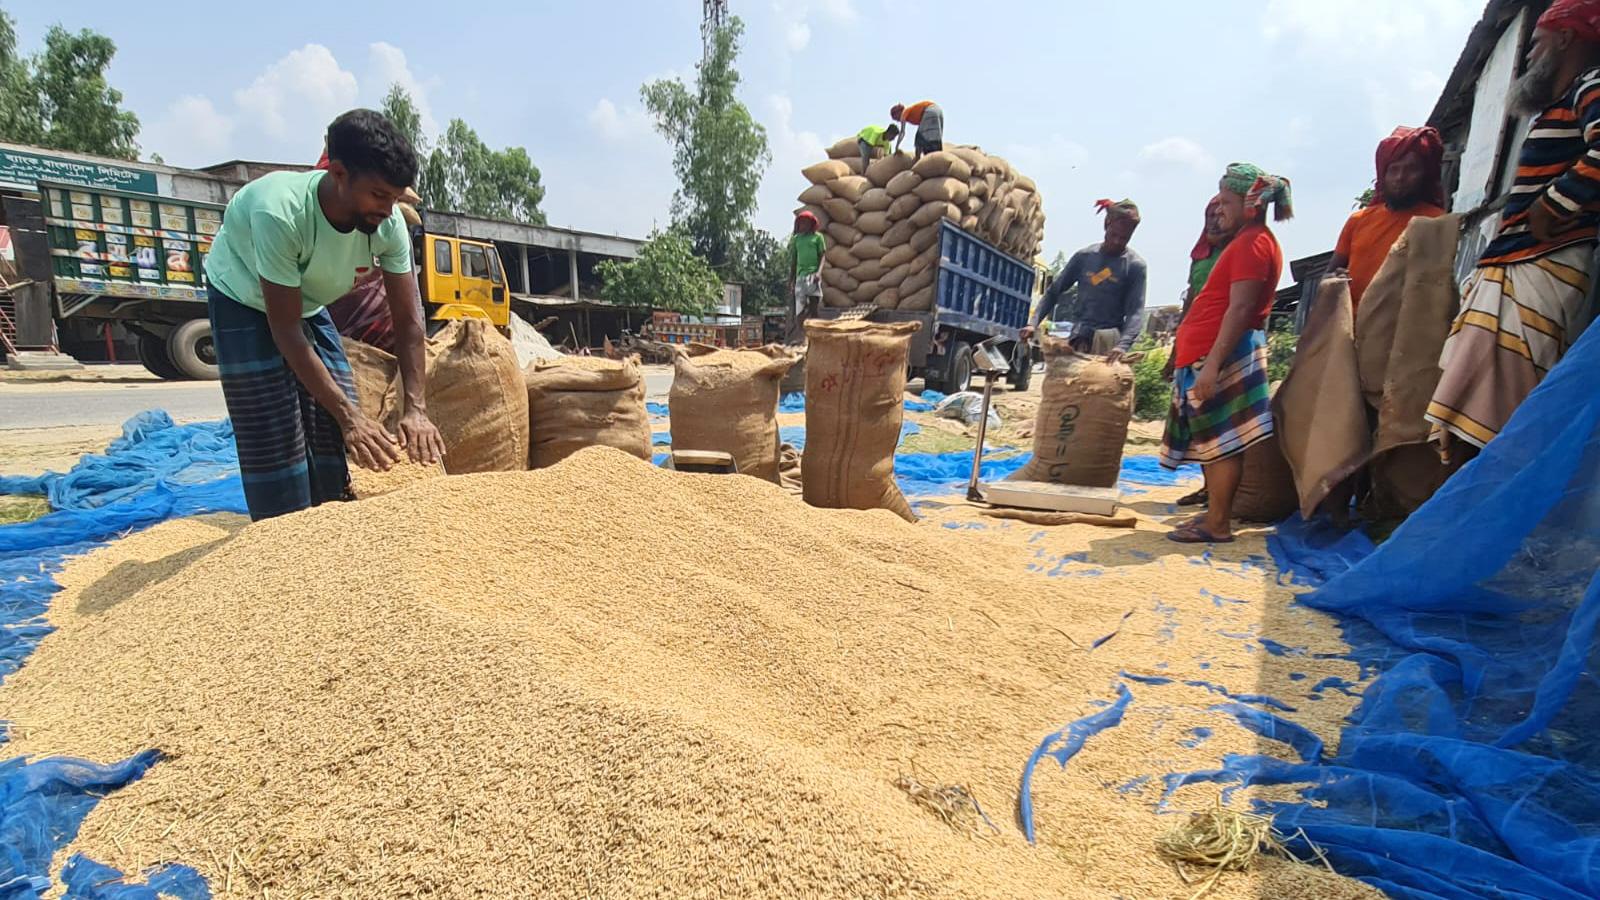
[1175,322,1600,899]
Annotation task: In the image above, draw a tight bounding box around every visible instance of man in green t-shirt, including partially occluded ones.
[787,210,827,342]
[204,109,444,520]
[857,123,900,170]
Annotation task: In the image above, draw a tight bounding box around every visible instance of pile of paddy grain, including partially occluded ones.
[4,448,1378,899]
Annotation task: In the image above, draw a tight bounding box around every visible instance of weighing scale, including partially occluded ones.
[964,337,1121,517]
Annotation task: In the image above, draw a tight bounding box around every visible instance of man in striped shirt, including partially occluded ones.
[1428,0,1600,458]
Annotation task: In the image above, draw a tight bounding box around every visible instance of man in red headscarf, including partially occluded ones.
[1328,126,1446,316]
[1428,0,1600,458]
[787,210,827,341]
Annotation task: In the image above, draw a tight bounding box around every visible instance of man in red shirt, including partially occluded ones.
[1161,163,1291,543]
[1329,126,1446,316]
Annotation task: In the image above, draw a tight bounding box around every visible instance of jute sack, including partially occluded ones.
[877,287,902,309]
[879,263,912,288]
[910,224,941,253]
[803,319,922,521]
[1009,336,1134,487]
[1232,434,1299,522]
[851,280,883,304]
[899,285,936,311]
[915,177,970,205]
[523,355,651,469]
[409,319,529,474]
[826,222,861,246]
[887,193,923,221]
[825,136,859,160]
[827,175,871,203]
[856,211,892,236]
[803,159,850,183]
[669,344,798,482]
[960,214,980,232]
[852,235,889,260]
[850,258,889,283]
[949,146,990,176]
[824,245,859,269]
[881,243,916,269]
[798,183,832,205]
[857,188,894,213]
[882,219,917,248]
[886,170,923,197]
[821,267,857,293]
[911,152,972,181]
[911,201,961,228]
[899,266,935,298]
[822,198,857,226]
[822,286,854,308]
[342,337,397,421]
[866,152,913,188]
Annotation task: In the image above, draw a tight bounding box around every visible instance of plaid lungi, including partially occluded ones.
[208,286,357,521]
[1160,330,1274,468]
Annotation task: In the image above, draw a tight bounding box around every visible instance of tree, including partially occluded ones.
[640,16,770,271]
[597,229,722,316]
[730,228,788,313]
[0,10,41,145]
[31,25,139,159]
[381,84,547,225]
[1044,250,1070,283]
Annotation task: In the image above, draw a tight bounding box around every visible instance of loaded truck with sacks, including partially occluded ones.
[24,179,507,380]
[797,140,1045,393]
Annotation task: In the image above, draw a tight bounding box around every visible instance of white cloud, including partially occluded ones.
[1137,137,1214,173]
[1263,0,1479,49]
[365,42,438,139]
[233,44,359,141]
[773,0,858,58]
[785,21,812,52]
[145,96,234,162]
[587,98,653,142]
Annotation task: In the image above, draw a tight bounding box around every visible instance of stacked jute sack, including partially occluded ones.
[342,320,657,494]
[669,344,800,482]
[798,140,1045,312]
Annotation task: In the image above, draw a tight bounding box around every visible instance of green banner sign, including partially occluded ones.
[0,147,159,195]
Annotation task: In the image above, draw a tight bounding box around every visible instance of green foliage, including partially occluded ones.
[641,16,770,270]
[382,85,545,224]
[1130,334,1173,421]
[1267,318,1299,383]
[1044,250,1069,283]
[730,229,788,313]
[0,14,139,158]
[597,229,722,316]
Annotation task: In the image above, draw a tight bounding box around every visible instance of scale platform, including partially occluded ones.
[975,480,1121,517]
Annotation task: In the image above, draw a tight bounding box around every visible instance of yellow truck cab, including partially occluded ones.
[417,233,508,326]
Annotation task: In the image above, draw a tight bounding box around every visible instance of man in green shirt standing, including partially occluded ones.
[787,210,827,342]
[205,109,445,520]
[857,123,900,170]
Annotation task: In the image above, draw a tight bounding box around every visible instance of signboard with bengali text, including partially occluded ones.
[0,147,160,195]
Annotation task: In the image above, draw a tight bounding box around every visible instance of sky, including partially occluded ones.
[8,0,1486,305]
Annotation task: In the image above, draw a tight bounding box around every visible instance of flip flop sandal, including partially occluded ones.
[1167,523,1235,544]
[1175,488,1209,507]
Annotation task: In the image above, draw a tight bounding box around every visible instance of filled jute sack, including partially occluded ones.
[802,320,921,521]
[669,344,799,482]
[341,337,397,422]
[1232,433,1299,523]
[524,355,652,468]
[400,319,529,474]
[1009,335,1133,487]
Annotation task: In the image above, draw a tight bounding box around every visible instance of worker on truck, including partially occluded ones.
[204,109,445,521]
[857,123,900,170]
[890,101,944,158]
[1019,199,1148,363]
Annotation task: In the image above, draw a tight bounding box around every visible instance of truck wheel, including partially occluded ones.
[168,319,220,380]
[1007,341,1034,391]
[137,333,187,381]
[934,341,973,395]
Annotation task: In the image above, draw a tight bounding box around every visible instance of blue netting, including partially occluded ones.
[654,422,922,452]
[896,452,1200,497]
[1172,322,1600,899]
[776,391,946,413]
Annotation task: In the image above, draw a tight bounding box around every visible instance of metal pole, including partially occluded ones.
[568,247,580,302]
[519,244,530,294]
[966,372,998,503]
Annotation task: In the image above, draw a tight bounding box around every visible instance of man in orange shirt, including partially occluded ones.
[890,101,943,158]
[1328,126,1446,316]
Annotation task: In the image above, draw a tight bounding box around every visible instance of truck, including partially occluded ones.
[821,219,1036,394]
[18,180,509,379]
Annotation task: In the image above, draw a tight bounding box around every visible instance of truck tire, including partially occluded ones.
[168,319,220,380]
[1007,341,1033,392]
[928,341,973,395]
[137,333,188,381]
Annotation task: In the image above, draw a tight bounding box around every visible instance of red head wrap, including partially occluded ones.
[1373,125,1445,207]
[795,210,820,232]
[1538,0,1600,43]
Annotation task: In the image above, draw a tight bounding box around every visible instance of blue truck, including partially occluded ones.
[822,219,1037,393]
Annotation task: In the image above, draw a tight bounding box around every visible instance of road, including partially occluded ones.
[1,365,676,431]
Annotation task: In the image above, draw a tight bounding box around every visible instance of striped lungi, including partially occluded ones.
[1160,330,1274,468]
[1426,244,1595,449]
[914,103,944,154]
[208,286,357,521]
